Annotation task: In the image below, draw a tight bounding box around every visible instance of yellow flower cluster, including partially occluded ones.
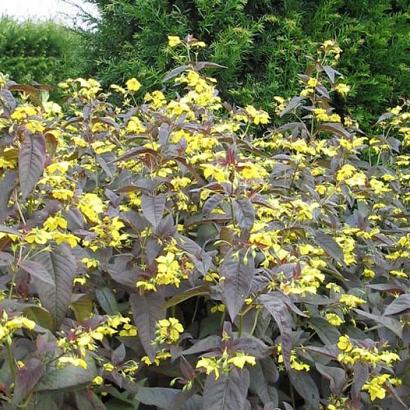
[196,349,256,379]
[57,314,137,369]
[276,344,310,372]
[363,374,401,401]
[154,317,184,344]
[0,312,35,344]
[337,335,400,367]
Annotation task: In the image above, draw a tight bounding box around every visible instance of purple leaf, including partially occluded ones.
[19,133,46,199]
[141,193,166,229]
[259,294,293,371]
[221,250,255,321]
[202,367,250,410]
[130,291,164,360]
[33,244,76,328]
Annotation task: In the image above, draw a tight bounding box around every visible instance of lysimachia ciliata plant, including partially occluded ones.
[0,36,409,409]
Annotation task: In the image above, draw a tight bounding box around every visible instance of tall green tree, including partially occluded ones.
[81,0,410,125]
[0,17,84,85]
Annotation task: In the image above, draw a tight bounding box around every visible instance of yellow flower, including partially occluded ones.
[52,188,74,201]
[58,356,88,369]
[334,83,350,96]
[168,35,182,47]
[321,40,342,58]
[307,77,318,87]
[210,303,225,313]
[370,178,390,195]
[136,280,157,292]
[362,374,390,401]
[126,78,141,92]
[74,276,87,285]
[155,252,183,287]
[325,313,344,327]
[228,352,256,369]
[337,335,352,352]
[52,232,79,248]
[25,228,52,245]
[78,193,105,223]
[81,257,100,269]
[191,40,206,48]
[119,323,138,337]
[141,350,171,366]
[11,105,37,121]
[6,316,36,331]
[92,376,104,385]
[196,357,220,379]
[26,120,45,133]
[290,359,310,371]
[126,117,145,134]
[144,90,166,108]
[103,363,114,372]
[339,294,366,308]
[43,215,68,231]
[363,268,375,279]
[155,317,184,344]
[245,105,270,125]
[390,270,408,278]
[378,351,400,365]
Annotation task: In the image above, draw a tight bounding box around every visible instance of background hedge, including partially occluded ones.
[0,17,84,85]
[81,0,410,126]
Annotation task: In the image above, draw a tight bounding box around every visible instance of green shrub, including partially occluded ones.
[0,38,410,409]
[0,17,84,85]
[81,0,410,127]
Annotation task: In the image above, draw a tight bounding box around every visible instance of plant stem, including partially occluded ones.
[6,339,16,381]
[250,309,260,336]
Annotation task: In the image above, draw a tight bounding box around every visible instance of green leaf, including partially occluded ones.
[71,295,93,322]
[33,244,76,328]
[18,133,46,199]
[202,368,250,410]
[23,306,54,331]
[130,291,164,360]
[221,250,255,321]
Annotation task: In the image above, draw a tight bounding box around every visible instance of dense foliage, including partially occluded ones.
[0,38,410,409]
[0,17,84,86]
[81,0,410,127]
